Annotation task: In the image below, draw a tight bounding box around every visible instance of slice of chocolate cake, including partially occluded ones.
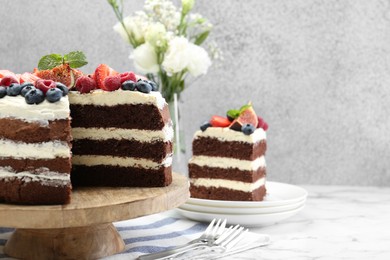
[0,77,72,205]
[188,103,269,201]
[69,65,173,187]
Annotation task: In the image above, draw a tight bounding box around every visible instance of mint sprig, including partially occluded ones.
[38,51,88,70]
[226,103,252,120]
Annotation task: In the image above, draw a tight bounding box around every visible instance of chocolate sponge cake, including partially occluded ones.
[189,104,268,201]
[0,79,72,205]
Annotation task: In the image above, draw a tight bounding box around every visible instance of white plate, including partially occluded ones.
[187,181,308,208]
[179,198,306,214]
[175,204,305,227]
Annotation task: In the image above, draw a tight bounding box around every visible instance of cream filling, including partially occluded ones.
[0,95,70,125]
[190,177,266,192]
[194,127,266,143]
[0,139,70,159]
[189,155,266,171]
[72,154,173,170]
[68,89,167,110]
[72,122,174,142]
[0,167,70,186]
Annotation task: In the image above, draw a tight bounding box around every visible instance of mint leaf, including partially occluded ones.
[227,109,240,119]
[38,54,63,70]
[64,51,88,69]
[239,104,252,113]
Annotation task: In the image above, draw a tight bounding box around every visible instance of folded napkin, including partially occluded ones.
[0,210,269,260]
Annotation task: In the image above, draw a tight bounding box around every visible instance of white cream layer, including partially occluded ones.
[0,95,70,125]
[0,167,70,186]
[194,127,266,143]
[190,177,265,192]
[0,139,71,159]
[68,89,167,110]
[189,155,266,171]
[72,154,173,170]
[72,122,174,142]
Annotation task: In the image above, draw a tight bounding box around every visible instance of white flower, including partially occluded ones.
[145,22,167,48]
[130,43,159,73]
[187,44,211,77]
[162,36,190,74]
[113,13,149,46]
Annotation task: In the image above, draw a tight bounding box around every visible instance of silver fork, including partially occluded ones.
[137,219,227,260]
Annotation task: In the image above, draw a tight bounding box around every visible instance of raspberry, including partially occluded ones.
[35,79,56,94]
[119,72,136,84]
[257,116,264,128]
[75,76,97,94]
[94,64,118,90]
[262,121,269,131]
[0,75,19,87]
[104,75,121,91]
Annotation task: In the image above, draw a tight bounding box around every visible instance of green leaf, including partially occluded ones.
[64,51,88,68]
[194,30,210,45]
[227,109,240,119]
[37,54,63,70]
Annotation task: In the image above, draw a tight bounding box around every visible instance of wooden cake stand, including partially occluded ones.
[0,173,189,260]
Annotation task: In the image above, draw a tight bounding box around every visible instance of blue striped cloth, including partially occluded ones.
[0,210,210,260]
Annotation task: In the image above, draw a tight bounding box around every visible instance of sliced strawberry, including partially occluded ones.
[20,72,41,84]
[94,64,118,90]
[119,71,136,83]
[210,115,231,127]
[0,70,15,79]
[104,75,121,91]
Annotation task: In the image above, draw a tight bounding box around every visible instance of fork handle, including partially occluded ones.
[137,242,204,260]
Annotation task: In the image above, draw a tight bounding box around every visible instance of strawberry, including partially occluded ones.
[35,79,56,94]
[119,71,136,83]
[103,75,121,91]
[210,115,231,127]
[0,70,15,79]
[20,72,40,84]
[94,64,118,90]
[0,75,19,87]
[75,76,97,94]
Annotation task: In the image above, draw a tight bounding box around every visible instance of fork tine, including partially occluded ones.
[214,224,239,244]
[211,219,222,237]
[222,228,248,249]
[203,218,216,235]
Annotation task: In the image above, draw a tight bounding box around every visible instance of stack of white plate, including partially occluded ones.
[176,181,308,227]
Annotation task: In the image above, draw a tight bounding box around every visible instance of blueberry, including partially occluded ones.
[25,89,45,104]
[136,81,152,93]
[21,82,34,89]
[55,82,69,96]
[242,123,255,135]
[147,81,159,91]
[200,121,212,131]
[0,86,6,98]
[21,85,36,97]
[6,83,23,96]
[122,80,137,91]
[46,88,63,103]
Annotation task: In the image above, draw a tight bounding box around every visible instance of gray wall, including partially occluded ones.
[1,0,389,186]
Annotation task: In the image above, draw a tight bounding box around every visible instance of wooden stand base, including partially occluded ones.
[4,223,125,260]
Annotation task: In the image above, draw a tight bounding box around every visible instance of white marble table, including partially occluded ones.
[1,185,390,259]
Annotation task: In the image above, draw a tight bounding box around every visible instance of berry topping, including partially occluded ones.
[75,76,97,94]
[35,79,56,94]
[20,72,40,84]
[21,82,34,88]
[25,89,45,104]
[103,75,121,91]
[262,121,269,131]
[119,71,136,83]
[210,115,231,127]
[229,104,258,131]
[0,75,19,87]
[122,80,137,91]
[6,83,23,96]
[21,85,36,97]
[55,82,69,96]
[136,81,152,93]
[242,123,255,135]
[200,121,212,131]
[94,64,118,90]
[148,81,159,91]
[46,88,63,103]
[0,87,6,98]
